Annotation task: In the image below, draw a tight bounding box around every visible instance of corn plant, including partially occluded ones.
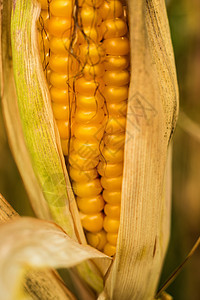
[0,0,179,299]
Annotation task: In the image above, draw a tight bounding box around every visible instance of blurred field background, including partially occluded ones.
[0,0,200,299]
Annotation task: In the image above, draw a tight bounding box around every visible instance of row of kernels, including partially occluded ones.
[47,1,75,155]
[68,1,106,250]
[99,0,130,256]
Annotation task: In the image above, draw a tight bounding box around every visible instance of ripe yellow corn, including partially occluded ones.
[37,0,130,256]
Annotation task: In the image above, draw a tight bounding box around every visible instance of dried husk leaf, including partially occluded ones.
[0,215,110,300]
[1,0,109,293]
[102,0,179,299]
[0,194,76,300]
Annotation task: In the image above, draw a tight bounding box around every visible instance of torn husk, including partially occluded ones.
[1,0,179,299]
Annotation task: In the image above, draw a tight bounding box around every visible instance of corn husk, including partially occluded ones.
[102,1,178,298]
[0,194,76,300]
[1,0,179,299]
[0,194,109,300]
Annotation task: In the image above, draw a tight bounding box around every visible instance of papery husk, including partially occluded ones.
[102,0,178,299]
[0,216,109,299]
[0,194,76,300]
[0,0,110,293]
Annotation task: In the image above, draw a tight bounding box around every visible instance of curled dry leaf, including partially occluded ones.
[0,194,85,300]
[0,216,110,300]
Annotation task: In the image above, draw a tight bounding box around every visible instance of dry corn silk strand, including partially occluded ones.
[37,0,130,256]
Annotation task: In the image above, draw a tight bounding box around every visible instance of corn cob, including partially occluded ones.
[37,0,130,256]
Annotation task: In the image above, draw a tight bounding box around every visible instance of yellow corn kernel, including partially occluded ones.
[107,233,118,246]
[103,243,116,256]
[104,204,120,218]
[104,133,125,149]
[105,117,126,134]
[77,27,102,44]
[79,5,102,27]
[49,37,72,54]
[82,63,104,80]
[101,176,122,190]
[97,162,123,178]
[72,179,102,198]
[75,107,105,124]
[56,120,70,139]
[107,101,127,116]
[69,167,98,182]
[50,87,71,104]
[50,72,74,89]
[73,123,104,141]
[86,231,107,251]
[103,37,130,55]
[103,70,130,86]
[77,195,104,214]
[49,54,78,74]
[104,55,130,70]
[103,85,129,102]
[103,190,121,205]
[50,0,74,18]
[101,147,124,164]
[69,152,99,171]
[78,43,105,65]
[76,77,104,96]
[72,138,103,158]
[76,94,104,110]
[99,1,123,20]
[52,103,69,120]
[101,141,124,158]
[101,18,127,39]
[80,212,104,233]
[103,217,120,233]
[47,17,74,38]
